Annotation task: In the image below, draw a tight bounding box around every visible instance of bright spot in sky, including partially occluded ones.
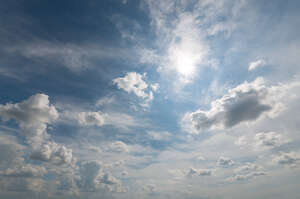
[174,50,196,76]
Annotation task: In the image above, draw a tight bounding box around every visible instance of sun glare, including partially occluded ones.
[175,52,195,76]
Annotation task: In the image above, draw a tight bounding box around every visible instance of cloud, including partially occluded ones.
[248,59,266,71]
[30,141,76,167]
[273,151,300,167]
[231,162,266,182]
[106,141,130,153]
[65,110,142,130]
[254,132,289,149]
[217,156,234,167]
[187,168,213,177]
[113,72,150,99]
[76,111,106,127]
[78,161,126,193]
[0,164,47,178]
[0,93,59,146]
[113,72,157,107]
[235,132,289,150]
[233,171,267,181]
[235,163,263,173]
[183,77,300,133]
[96,96,116,107]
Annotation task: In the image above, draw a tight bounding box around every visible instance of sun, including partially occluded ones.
[175,51,196,76]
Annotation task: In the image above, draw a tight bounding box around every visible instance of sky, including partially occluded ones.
[0,0,300,199]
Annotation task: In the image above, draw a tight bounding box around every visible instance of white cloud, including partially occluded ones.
[217,156,234,167]
[113,72,149,99]
[106,141,130,153]
[0,93,59,146]
[76,111,106,127]
[248,59,266,71]
[30,141,76,167]
[150,83,160,92]
[113,72,156,107]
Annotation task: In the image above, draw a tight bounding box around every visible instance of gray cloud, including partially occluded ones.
[183,77,299,133]
[0,165,47,178]
[233,171,267,181]
[273,152,300,167]
[187,168,213,177]
[78,161,126,193]
[254,132,288,149]
[217,156,234,167]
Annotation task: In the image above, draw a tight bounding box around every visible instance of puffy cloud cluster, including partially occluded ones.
[113,72,156,106]
[183,77,298,133]
[0,93,59,146]
[254,132,288,149]
[235,131,289,150]
[78,161,126,193]
[30,142,76,167]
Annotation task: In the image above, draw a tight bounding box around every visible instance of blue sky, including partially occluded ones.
[1,0,300,198]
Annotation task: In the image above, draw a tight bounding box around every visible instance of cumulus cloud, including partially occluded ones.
[78,161,126,193]
[113,72,150,99]
[0,93,59,146]
[113,72,157,107]
[217,156,234,167]
[183,77,299,133]
[30,142,76,167]
[248,59,266,71]
[273,151,300,167]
